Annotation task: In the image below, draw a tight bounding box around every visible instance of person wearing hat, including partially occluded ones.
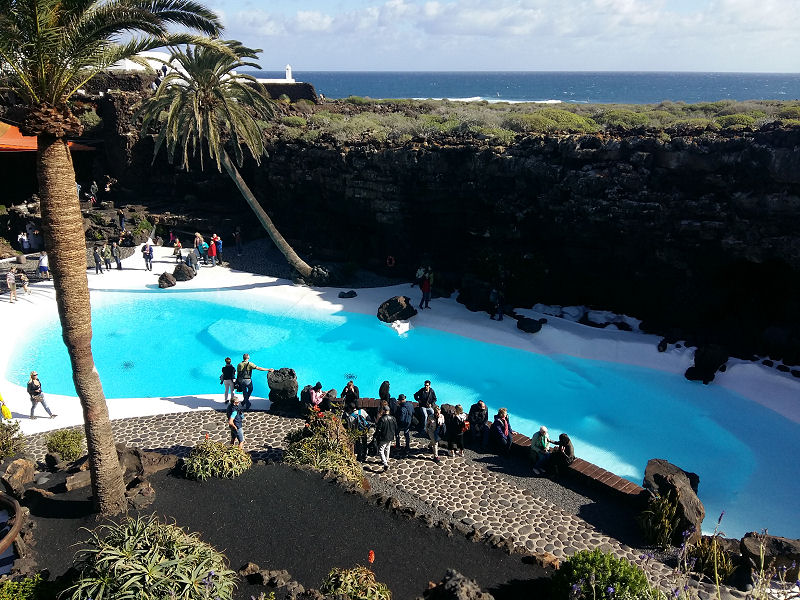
[27,371,56,419]
[530,425,553,475]
[227,395,245,451]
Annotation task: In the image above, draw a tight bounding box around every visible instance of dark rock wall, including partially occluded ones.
[99,94,800,361]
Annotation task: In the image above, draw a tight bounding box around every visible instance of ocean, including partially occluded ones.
[247,71,800,104]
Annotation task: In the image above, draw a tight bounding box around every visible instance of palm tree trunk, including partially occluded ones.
[37,135,127,516]
[220,150,313,278]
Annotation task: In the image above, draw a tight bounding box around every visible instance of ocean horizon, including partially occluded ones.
[246,70,800,105]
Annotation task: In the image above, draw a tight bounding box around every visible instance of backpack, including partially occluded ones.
[347,411,369,432]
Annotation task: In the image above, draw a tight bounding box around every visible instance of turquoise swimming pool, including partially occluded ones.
[7,290,799,539]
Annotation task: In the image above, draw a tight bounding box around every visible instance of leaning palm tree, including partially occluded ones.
[138,41,314,279]
[0,0,223,515]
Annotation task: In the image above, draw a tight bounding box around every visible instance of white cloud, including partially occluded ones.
[218,0,800,71]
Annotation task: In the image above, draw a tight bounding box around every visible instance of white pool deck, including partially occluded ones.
[1,245,799,437]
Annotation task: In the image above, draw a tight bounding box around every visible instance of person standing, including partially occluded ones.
[19,271,30,295]
[226,396,245,451]
[446,404,467,457]
[5,268,17,303]
[236,354,274,410]
[220,357,236,403]
[38,251,50,280]
[111,241,122,270]
[489,287,505,321]
[394,394,414,455]
[234,226,243,256]
[101,242,112,271]
[413,379,437,432]
[419,268,432,309]
[92,245,104,274]
[375,406,398,471]
[141,241,153,271]
[345,402,372,462]
[207,234,217,266]
[212,233,223,263]
[27,371,56,419]
[425,405,446,463]
[117,208,126,231]
[173,238,183,263]
[89,180,98,204]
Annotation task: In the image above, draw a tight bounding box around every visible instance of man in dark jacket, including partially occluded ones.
[375,406,398,471]
[341,380,360,405]
[394,394,414,454]
[468,400,490,450]
[413,380,437,432]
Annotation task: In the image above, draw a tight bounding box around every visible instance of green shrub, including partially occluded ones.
[320,565,392,600]
[594,108,650,129]
[44,429,85,461]
[68,514,236,600]
[477,127,516,145]
[133,216,152,235]
[688,536,737,583]
[282,115,307,127]
[277,93,291,103]
[778,106,800,119]
[78,109,103,136]
[284,409,365,485]
[637,491,680,549]
[0,420,26,459]
[552,549,652,600]
[537,108,598,132]
[183,439,252,481]
[716,113,755,128]
[0,573,67,600]
[344,95,373,105]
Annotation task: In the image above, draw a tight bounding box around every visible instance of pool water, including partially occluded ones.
[7,291,800,539]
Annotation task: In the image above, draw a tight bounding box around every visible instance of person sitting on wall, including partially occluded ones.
[489,407,514,455]
[547,433,575,478]
[530,425,553,475]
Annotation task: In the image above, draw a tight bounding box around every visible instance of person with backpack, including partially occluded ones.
[425,405,446,463]
[236,353,274,410]
[344,402,372,462]
[375,406,398,471]
[394,394,414,455]
[446,404,468,457]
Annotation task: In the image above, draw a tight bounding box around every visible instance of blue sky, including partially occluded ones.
[203,0,800,72]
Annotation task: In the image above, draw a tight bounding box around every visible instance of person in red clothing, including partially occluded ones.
[207,234,218,266]
[418,266,433,309]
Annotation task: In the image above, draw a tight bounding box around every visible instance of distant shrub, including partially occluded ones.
[277,93,291,103]
[0,420,25,459]
[780,118,800,128]
[552,549,652,600]
[78,110,103,136]
[295,98,315,107]
[282,116,307,127]
[538,108,598,132]
[183,439,252,481]
[344,95,373,105]
[716,113,755,128]
[0,573,66,600]
[778,106,800,119]
[477,126,516,144]
[320,565,392,600]
[668,117,719,133]
[45,429,85,461]
[594,108,650,129]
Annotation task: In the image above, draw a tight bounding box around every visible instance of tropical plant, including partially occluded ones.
[68,514,237,600]
[0,0,222,515]
[687,536,737,583]
[320,565,392,600]
[284,408,365,485]
[551,549,652,600]
[637,490,680,549]
[183,438,252,480]
[0,573,67,600]
[138,41,315,279]
[0,419,25,459]
[44,428,85,461]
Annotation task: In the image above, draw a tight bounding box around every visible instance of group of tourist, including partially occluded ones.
[4,252,50,303]
[91,241,124,273]
[213,363,574,476]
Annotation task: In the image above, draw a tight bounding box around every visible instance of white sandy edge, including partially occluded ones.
[1,245,798,438]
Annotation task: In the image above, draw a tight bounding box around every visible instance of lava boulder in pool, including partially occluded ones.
[158,272,176,288]
[267,368,299,412]
[173,262,196,281]
[377,296,418,323]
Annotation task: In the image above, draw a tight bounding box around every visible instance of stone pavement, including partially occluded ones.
[25,409,746,598]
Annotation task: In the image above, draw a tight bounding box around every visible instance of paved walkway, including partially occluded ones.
[26,410,684,583]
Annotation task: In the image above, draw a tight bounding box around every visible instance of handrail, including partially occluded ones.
[0,492,23,557]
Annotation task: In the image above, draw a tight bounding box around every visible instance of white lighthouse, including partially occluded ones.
[285,64,295,82]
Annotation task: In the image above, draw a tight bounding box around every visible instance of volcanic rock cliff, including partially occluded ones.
[100,92,800,364]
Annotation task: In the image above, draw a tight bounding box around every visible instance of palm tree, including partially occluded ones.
[137,41,314,279]
[0,0,222,515]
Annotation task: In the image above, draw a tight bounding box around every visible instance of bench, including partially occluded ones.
[510,432,648,506]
